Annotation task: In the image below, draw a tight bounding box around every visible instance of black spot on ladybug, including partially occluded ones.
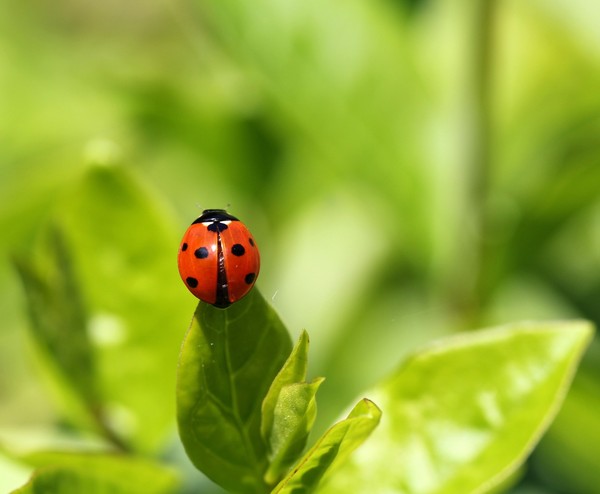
[182,243,188,251]
[207,222,229,233]
[249,238,255,247]
[186,277,199,288]
[244,273,255,284]
[195,247,209,259]
[231,244,245,256]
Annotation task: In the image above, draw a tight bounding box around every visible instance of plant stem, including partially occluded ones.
[452,0,497,326]
[91,405,132,453]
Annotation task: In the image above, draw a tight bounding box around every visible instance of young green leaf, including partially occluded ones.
[261,330,310,447]
[321,320,594,494]
[265,377,325,485]
[11,453,178,494]
[177,289,293,494]
[272,398,382,494]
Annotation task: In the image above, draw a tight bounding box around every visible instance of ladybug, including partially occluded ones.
[178,209,260,308]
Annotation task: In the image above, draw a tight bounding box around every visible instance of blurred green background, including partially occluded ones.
[1,0,600,492]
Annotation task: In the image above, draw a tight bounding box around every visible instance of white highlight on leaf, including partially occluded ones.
[477,391,504,428]
[105,403,138,439]
[83,138,121,167]
[87,313,127,346]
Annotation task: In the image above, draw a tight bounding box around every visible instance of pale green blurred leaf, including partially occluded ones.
[54,164,190,451]
[273,398,381,494]
[13,228,98,408]
[177,289,293,494]
[0,453,32,494]
[321,321,593,494]
[11,453,178,494]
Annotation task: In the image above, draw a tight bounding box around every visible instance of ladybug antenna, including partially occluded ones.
[195,202,204,211]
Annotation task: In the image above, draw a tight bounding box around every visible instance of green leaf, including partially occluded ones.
[273,398,382,494]
[265,377,325,485]
[177,289,293,494]
[321,320,594,494]
[12,227,98,408]
[262,330,310,448]
[56,164,191,451]
[12,164,191,451]
[11,453,178,494]
[0,453,32,494]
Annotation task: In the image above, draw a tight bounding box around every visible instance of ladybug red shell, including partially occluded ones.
[178,209,260,308]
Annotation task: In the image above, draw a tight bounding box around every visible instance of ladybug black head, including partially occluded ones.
[193,209,239,224]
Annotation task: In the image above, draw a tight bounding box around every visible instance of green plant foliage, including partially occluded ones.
[272,399,382,494]
[321,321,593,494]
[265,378,325,485]
[54,164,190,452]
[177,289,293,493]
[261,330,324,484]
[13,228,98,409]
[0,453,31,494]
[11,453,178,494]
[532,368,600,492]
[261,330,310,446]
[2,1,600,493]
[10,163,190,452]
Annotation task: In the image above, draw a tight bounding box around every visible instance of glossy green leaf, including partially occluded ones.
[262,330,310,448]
[177,289,293,494]
[11,453,178,494]
[265,377,325,485]
[321,321,593,494]
[273,398,382,494]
